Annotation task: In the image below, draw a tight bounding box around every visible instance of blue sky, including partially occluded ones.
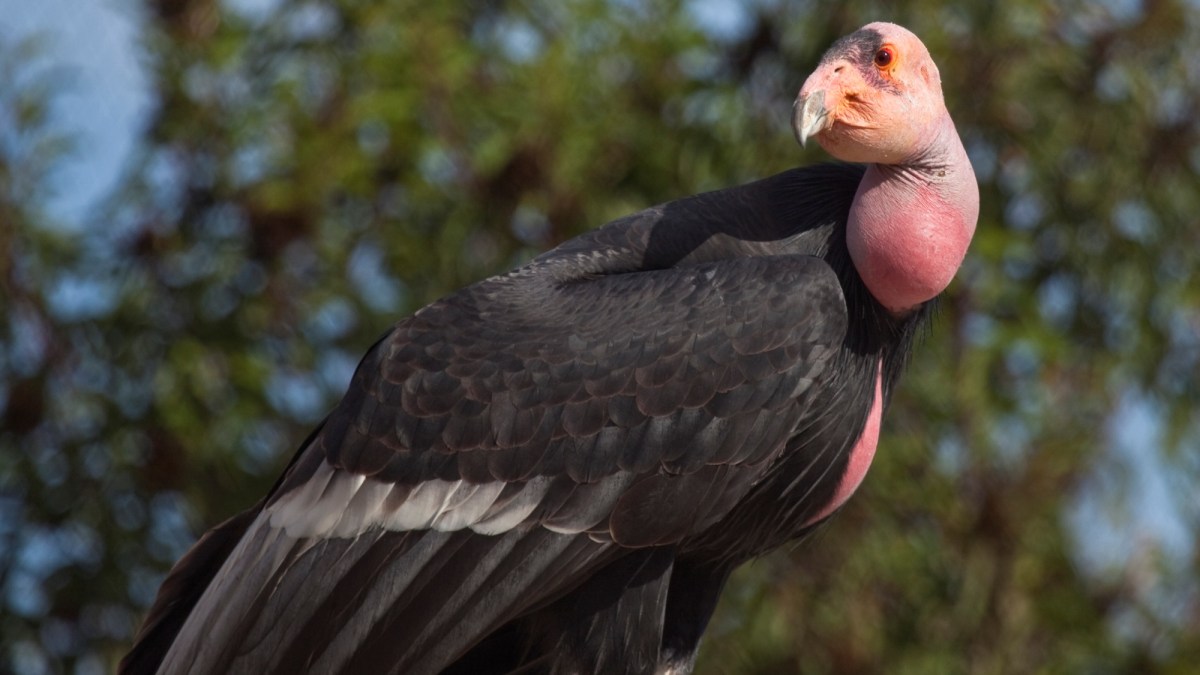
[2,0,151,227]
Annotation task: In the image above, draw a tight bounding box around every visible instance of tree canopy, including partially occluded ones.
[1,1,1197,672]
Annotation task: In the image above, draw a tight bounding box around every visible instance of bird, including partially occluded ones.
[122,21,978,675]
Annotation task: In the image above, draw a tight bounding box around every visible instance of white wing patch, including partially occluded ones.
[267,461,557,538]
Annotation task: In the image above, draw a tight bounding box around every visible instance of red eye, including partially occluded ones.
[874,46,895,68]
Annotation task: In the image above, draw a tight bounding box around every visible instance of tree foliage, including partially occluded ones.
[1,0,1197,672]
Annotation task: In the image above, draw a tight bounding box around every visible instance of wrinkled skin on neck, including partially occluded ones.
[847,113,978,314]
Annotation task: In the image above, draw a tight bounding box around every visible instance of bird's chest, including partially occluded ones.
[685,351,882,558]
[800,359,882,526]
[764,352,882,527]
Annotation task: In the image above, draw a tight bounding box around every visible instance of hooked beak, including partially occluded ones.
[792,89,832,148]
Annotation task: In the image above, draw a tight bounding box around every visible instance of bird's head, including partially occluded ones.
[793,22,946,164]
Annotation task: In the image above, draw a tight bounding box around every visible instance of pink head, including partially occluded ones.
[793,22,946,163]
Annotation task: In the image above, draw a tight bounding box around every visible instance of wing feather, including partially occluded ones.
[131,166,876,673]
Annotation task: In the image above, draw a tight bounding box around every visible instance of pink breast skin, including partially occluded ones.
[805,361,882,526]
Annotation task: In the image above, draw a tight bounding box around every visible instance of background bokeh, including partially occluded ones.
[1,1,1198,672]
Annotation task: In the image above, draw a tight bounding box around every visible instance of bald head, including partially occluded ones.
[794,22,947,164]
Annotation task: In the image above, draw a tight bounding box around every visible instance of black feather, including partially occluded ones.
[123,163,937,675]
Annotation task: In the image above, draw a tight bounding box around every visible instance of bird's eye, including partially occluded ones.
[874,46,895,69]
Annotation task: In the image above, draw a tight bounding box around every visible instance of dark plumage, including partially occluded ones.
[123,22,977,675]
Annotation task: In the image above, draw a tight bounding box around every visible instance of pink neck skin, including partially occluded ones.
[847,114,979,315]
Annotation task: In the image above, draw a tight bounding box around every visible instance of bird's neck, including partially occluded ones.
[846,115,979,315]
